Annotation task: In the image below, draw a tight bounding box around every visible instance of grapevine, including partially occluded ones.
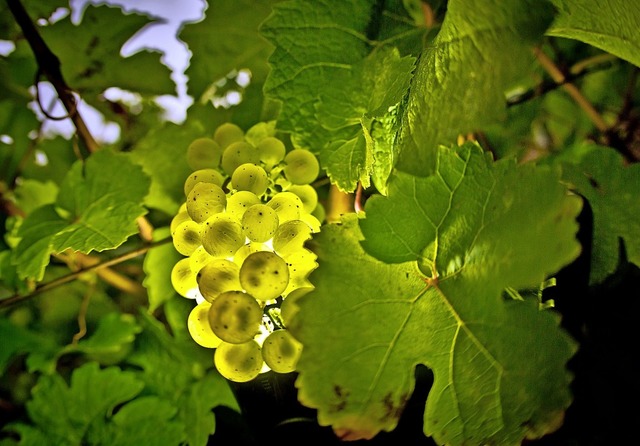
[170,121,322,382]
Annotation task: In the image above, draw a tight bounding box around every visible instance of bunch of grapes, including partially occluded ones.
[170,121,323,383]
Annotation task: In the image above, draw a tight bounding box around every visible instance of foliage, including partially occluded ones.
[1,0,639,445]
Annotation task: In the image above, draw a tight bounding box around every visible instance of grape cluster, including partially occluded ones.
[170,122,322,382]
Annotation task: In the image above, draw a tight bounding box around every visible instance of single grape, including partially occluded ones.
[267,192,303,223]
[197,258,242,302]
[201,214,245,258]
[188,301,223,348]
[280,286,314,327]
[300,212,322,233]
[311,201,326,224]
[283,149,320,185]
[242,204,279,243]
[170,209,191,235]
[187,137,223,170]
[171,258,200,299]
[244,121,276,146]
[214,122,244,149]
[272,220,312,258]
[287,184,318,214]
[232,242,269,267]
[221,141,260,176]
[225,190,261,221]
[189,245,214,274]
[186,182,227,223]
[172,220,202,256]
[214,340,263,382]
[283,248,318,296]
[239,251,289,301]
[261,329,302,374]
[231,163,269,196]
[183,169,226,197]
[256,136,286,170]
[208,290,263,344]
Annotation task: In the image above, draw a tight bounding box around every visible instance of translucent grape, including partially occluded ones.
[244,121,276,146]
[231,163,269,196]
[172,220,202,256]
[188,301,223,348]
[239,251,289,301]
[272,220,312,258]
[197,259,241,302]
[208,290,263,343]
[201,214,245,258]
[287,184,318,214]
[213,122,244,149]
[283,149,320,185]
[312,201,326,224]
[242,204,279,243]
[256,136,286,170]
[283,249,318,296]
[171,258,199,298]
[225,190,261,221]
[170,209,191,235]
[232,242,269,267]
[300,212,322,233]
[186,182,227,223]
[267,192,303,223]
[280,286,314,327]
[261,329,302,374]
[221,141,260,176]
[187,137,223,170]
[214,340,263,382]
[189,245,214,274]
[183,169,226,197]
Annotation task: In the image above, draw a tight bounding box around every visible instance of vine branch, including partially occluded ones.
[6,0,99,157]
[0,237,171,310]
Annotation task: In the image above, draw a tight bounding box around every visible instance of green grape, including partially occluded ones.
[272,220,312,258]
[183,169,226,197]
[186,182,227,223]
[231,163,269,196]
[221,141,260,176]
[311,201,326,224]
[261,329,302,374]
[283,149,320,185]
[170,209,191,235]
[245,121,276,146]
[242,204,279,243]
[172,220,202,256]
[171,258,200,299]
[280,286,314,327]
[208,290,263,343]
[225,190,261,221]
[197,258,242,302]
[189,245,214,274]
[267,192,303,223]
[232,242,269,267]
[187,137,223,170]
[188,301,223,348]
[300,212,321,233]
[201,214,245,258]
[283,248,318,296]
[214,339,263,382]
[214,122,244,149]
[256,136,286,170]
[287,184,317,214]
[239,251,289,301]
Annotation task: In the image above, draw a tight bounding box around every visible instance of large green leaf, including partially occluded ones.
[293,212,578,444]
[547,0,640,68]
[12,149,151,281]
[180,0,278,102]
[560,146,640,284]
[260,0,422,192]
[396,0,554,176]
[40,4,174,96]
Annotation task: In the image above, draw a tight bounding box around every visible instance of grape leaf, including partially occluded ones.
[142,227,181,313]
[560,146,640,284]
[19,362,144,445]
[0,317,58,376]
[260,0,421,192]
[293,212,578,444]
[12,149,151,281]
[40,4,174,96]
[396,0,554,176]
[180,0,278,102]
[547,0,640,68]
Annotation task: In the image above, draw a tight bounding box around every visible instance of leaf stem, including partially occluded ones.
[0,237,172,310]
[6,0,99,157]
